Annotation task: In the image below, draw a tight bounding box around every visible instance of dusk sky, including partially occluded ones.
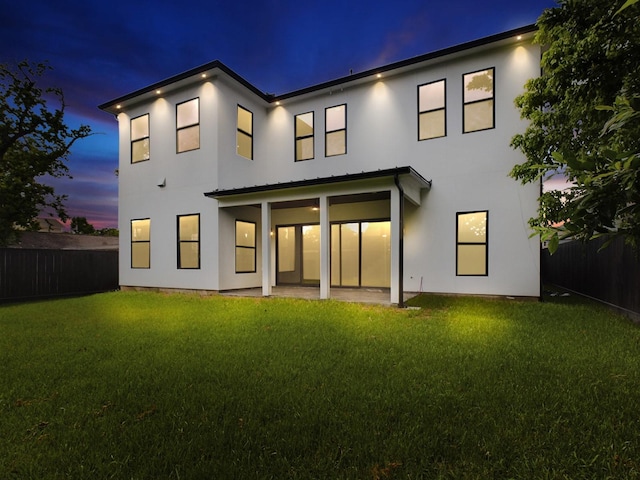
[2,0,556,229]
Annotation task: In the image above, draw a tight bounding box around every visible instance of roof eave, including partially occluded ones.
[271,24,537,102]
[98,60,273,114]
[98,24,537,115]
[204,166,432,199]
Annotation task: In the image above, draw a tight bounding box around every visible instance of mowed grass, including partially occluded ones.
[1,291,640,479]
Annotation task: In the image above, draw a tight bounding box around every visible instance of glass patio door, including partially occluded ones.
[331,221,390,288]
[276,224,320,285]
[277,220,390,288]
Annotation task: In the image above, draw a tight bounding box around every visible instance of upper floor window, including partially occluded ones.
[418,80,446,140]
[237,105,253,160]
[295,111,314,161]
[131,218,151,269]
[176,98,200,153]
[235,220,256,273]
[177,214,200,269]
[325,104,346,156]
[456,211,488,276]
[463,68,494,133]
[131,114,150,163]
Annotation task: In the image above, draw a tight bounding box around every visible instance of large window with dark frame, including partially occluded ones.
[177,214,200,269]
[176,98,200,153]
[456,211,488,276]
[237,105,253,160]
[131,218,151,269]
[325,104,346,156]
[295,111,314,161]
[418,79,446,140]
[463,68,495,133]
[130,114,150,163]
[235,220,256,273]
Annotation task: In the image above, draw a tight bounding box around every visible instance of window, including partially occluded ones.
[325,104,346,156]
[237,105,253,159]
[176,98,199,152]
[131,114,150,163]
[295,111,314,161]
[463,68,494,133]
[235,220,256,273]
[131,219,150,269]
[456,211,488,276]
[177,214,200,269]
[418,80,446,140]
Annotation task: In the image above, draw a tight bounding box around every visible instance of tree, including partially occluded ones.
[0,61,92,245]
[509,0,640,253]
[71,216,95,235]
[97,227,119,237]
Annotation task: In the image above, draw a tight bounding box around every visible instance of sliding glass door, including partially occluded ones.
[277,220,390,288]
[331,221,390,288]
[276,224,320,285]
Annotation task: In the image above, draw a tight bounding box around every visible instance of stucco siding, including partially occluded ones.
[111,30,541,298]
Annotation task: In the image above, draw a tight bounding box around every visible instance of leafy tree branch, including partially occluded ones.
[0,61,92,245]
[510,0,640,253]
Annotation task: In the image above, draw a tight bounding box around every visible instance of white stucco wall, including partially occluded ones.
[117,81,222,290]
[116,36,541,297]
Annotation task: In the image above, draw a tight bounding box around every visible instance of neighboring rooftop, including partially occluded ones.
[8,232,119,250]
[36,217,67,233]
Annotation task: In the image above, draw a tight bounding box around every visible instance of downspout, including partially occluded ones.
[539,175,543,302]
[394,174,404,308]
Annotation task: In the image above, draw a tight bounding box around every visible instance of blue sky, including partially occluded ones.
[1,0,556,228]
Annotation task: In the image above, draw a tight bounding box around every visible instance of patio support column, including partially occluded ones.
[261,201,272,297]
[393,175,405,307]
[319,195,330,299]
[390,184,402,305]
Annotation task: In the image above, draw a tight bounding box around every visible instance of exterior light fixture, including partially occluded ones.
[275,101,281,106]
[201,73,207,78]
[116,104,121,109]
[376,73,382,78]
[155,90,161,94]
[517,35,522,40]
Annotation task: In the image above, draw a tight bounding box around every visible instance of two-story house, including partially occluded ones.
[99,25,541,305]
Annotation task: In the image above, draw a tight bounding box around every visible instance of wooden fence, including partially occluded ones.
[0,249,119,302]
[542,237,640,316]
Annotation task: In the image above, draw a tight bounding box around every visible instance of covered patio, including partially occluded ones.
[207,166,431,306]
[219,286,419,306]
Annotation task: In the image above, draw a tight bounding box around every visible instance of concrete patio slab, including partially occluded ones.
[219,286,417,306]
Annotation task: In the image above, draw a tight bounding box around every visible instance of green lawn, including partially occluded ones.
[1,291,639,479]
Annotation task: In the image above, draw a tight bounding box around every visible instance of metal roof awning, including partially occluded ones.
[204,166,431,205]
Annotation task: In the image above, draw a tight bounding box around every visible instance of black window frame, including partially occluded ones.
[130,113,150,163]
[294,111,314,161]
[131,218,151,269]
[237,104,253,160]
[176,97,200,153]
[417,79,447,141]
[456,210,489,277]
[462,67,495,134]
[235,220,257,273]
[177,213,201,269]
[325,104,347,157]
